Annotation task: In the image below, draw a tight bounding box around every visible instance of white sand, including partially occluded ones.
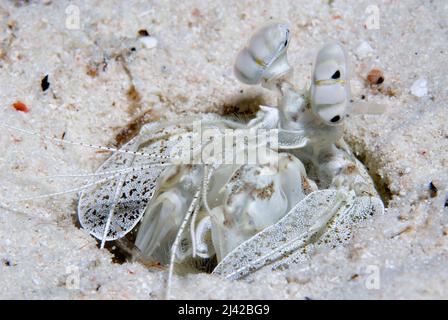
[0,0,447,299]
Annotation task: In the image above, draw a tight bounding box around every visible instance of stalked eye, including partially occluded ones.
[331,70,341,79]
[330,115,341,123]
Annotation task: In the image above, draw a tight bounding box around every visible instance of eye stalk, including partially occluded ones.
[310,42,349,126]
[234,22,292,88]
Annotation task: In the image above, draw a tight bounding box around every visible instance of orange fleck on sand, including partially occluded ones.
[12,136,22,144]
[332,15,343,20]
[191,8,201,17]
[12,101,29,112]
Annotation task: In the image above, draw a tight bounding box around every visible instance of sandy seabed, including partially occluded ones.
[0,0,447,299]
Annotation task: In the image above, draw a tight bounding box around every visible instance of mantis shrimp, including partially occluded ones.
[1,22,385,298]
[78,22,384,290]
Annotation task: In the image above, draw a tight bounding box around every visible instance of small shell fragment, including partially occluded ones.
[355,41,374,59]
[410,78,428,97]
[139,36,158,49]
[429,181,438,198]
[367,68,384,85]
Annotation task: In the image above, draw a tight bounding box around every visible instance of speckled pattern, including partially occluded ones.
[0,0,447,299]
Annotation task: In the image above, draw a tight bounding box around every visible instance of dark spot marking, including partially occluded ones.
[330,115,341,123]
[429,181,438,198]
[331,70,340,79]
[138,29,149,37]
[41,75,50,92]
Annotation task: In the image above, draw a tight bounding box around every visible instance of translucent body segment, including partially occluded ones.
[212,190,347,279]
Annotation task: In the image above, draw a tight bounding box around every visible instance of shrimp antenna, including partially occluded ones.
[0,123,172,161]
